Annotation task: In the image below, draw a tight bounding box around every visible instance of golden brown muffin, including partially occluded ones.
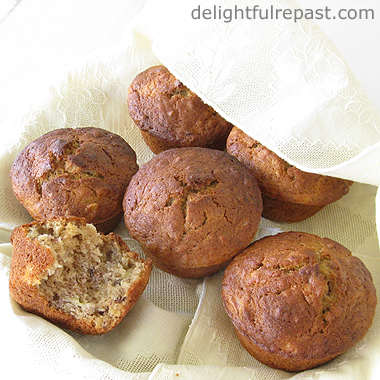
[226,127,353,223]
[9,217,152,335]
[10,127,139,233]
[123,147,263,278]
[222,231,377,372]
[127,65,233,154]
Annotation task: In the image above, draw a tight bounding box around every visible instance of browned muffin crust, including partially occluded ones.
[261,196,325,223]
[123,147,263,278]
[127,65,234,154]
[9,217,152,335]
[226,127,353,222]
[222,232,377,372]
[10,127,139,233]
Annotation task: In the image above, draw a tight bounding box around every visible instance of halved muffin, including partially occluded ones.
[9,217,152,335]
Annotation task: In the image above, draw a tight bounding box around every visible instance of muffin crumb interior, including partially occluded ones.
[27,220,142,328]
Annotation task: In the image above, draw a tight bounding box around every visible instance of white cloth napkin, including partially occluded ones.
[0,0,379,379]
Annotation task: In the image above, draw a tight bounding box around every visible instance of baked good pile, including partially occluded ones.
[8,65,377,372]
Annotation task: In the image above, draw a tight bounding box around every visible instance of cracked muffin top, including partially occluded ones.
[123,147,263,278]
[226,126,352,206]
[222,231,377,372]
[11,127,139,233]
[127,65,233,154]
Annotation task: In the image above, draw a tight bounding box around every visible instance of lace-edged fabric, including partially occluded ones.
[153,0,380,178]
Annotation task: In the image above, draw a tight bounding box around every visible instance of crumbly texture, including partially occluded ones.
[226,127,353,222]
[10,127,139,233]
[127,65,234,154]
[222,231,377,372]
[123,147,263,278]
[9,217,152,335]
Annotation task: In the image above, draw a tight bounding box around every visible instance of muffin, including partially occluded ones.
[222,231,377,372]
[123,147,263,278]
[9,217,152,335]
[127,65,233,154]
[10,127,139,233]
[226,127,353,223]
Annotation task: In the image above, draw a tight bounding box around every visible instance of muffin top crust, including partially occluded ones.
[11,127,139,226]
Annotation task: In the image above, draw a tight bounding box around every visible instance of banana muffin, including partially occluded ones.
[9,217,152,335]
[123,147,263,278]
[127,65,233,154]
[222,231,377,372]
[226,127,353,223]
[10,127,139,233]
